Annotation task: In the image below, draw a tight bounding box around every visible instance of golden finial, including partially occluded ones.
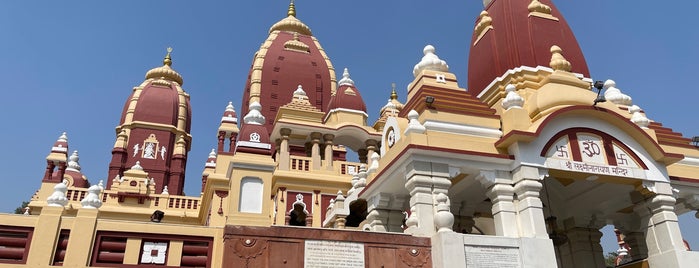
[287,0,296,17]
[549,45,571,72]
[390,83,398,100]
[164,47,173,66]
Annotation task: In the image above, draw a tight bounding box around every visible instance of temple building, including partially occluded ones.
[2,0,699,267]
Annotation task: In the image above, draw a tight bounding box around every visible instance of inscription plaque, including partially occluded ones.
[464,245,521,268]
[304,240,364,268]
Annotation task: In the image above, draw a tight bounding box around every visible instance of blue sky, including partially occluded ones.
[0,1,697,253]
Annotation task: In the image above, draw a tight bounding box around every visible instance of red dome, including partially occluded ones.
[241,27,334,134]
[467,0,590,96]
[326,84,367,114]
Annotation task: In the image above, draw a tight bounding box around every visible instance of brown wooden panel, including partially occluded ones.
[223,226,432,268]
[367,246,396,268]
[269,241,302,267]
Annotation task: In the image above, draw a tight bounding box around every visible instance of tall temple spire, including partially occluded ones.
[287,0,296,17]
[163,47,173,66]
[109,49,192,195]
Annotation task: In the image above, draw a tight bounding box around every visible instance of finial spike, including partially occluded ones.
[164,47,173,66]
[390,83,398,100]
[287,0,296,17]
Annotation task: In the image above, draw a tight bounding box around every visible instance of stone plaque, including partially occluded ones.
[464,245,521,268]
[304,240,364,268]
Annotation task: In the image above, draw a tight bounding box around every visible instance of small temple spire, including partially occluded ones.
[287,0,296,17]
[164,47,173,66]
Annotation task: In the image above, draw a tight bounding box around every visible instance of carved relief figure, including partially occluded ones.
[133,143,139,157]
[143,142,156,159]
[160,146,167,160]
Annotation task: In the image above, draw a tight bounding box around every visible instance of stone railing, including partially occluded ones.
[286,156,362,176]
[63,187,201,214]
[289,155,311,172]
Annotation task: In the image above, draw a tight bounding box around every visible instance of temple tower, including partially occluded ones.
[240,1,337,133]
[107,48,192,195]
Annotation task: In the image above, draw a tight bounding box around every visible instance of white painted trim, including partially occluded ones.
[423,120,502,138]
[236,141,271,149]
[323,108,368,122]
[51,146,68,153]
[221,117,237,123]
[477,65,592,98]
[678,156,699,167]
[231,162,276,172]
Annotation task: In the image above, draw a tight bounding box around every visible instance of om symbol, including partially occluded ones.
[581,140,601,157]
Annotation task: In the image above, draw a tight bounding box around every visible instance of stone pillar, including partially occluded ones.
[486,183,517,237]
[562,226,605,268]
[404,162,435,237]
[323,134,334,170]
[404,161,451,237]
[513,166,548,238]
[634,182,691,267]
[365,193,408,233]
[278,128,291,170]
[228,133,236,152]
[310,132,322,170]
[624,231,648,261]
[358,148,368,164]
[478,170,517,237]
[365,140,378,166]
[63,209,100,266]
[26,206,63,266]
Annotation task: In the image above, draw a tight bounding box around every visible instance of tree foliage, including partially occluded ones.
[604,251,619,267]
[13,201,29,214]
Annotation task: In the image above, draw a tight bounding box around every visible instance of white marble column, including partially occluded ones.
[404,161,452,236]
[513,166,548,238]
[635,182,687,264]
[487,183,517,237]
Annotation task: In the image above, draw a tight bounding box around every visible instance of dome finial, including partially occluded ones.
[164,47,173,66]
[287,0,296,17]
[549,45,571,72]
[390,83,398,100]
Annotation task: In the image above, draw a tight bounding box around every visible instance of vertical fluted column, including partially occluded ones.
[310,132,322,170]
[278,128,291,170]
[323,134,334,170]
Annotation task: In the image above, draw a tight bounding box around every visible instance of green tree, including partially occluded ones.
[13,201,29,214]
[604,251,619,267]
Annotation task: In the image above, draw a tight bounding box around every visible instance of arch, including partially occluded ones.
[345,199,367,227]
[239,177,263,213]
[540,127,648,170]
[497,106,682,164]
[287,193,310,226]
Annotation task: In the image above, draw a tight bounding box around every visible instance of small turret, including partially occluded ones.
[325,68,368,125]
[217,101,240,153]
[235,102,272,155]
[64,150,89,188]
[43,132,69,183]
